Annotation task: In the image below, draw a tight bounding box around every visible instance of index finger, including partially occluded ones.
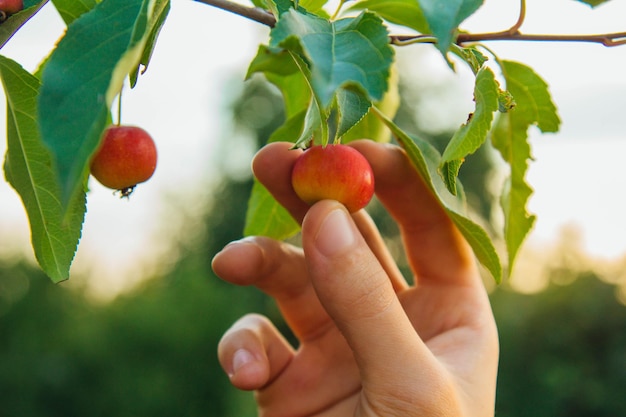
[251,142,309,223]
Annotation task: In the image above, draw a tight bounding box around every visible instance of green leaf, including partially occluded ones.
[418,0,484,56]
[246,45,311,127]
[0,0,48,49]
[266,0,295,17]
[498,89,516,113]
[335,87,371,139]
[440,66,499,194]
[373,107,502,283]
[247,44,320,148]
[279,50,328,147]
[261,48,327,148]
[247,45,300,79]
[491,60,560,274]
[439,158,462,195]
[272,108,309,143]
[492,113,535,277]
[348,0,429,34]
[51,0,99,24]
[243,113,303,239]
[299,0,329,15]
[270,10,394,107]
[498,61,560,134]
[447,210,502,282]
[268,9,394,144]
[266,77,309,116]
[129,0,171,87]
[38,0,159,208]
[342,63,400,144]
[0,55,86,283]
[248,44,311,123]
[297,90,326,147]
[244,181,300,239]
[451,45,489,74]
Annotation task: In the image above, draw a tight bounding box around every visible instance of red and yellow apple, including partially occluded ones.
[291,144,374,213]
[90,125,157,196]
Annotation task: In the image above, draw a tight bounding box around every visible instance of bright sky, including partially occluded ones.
[0,0,625,297]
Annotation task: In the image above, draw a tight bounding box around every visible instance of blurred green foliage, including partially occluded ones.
[2,245,626,416]
[493,273,626,417]
[1,76,626,416]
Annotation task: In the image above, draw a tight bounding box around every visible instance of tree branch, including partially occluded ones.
[195,0,626,47]
[193,0,276,27]
[392,31,626,47]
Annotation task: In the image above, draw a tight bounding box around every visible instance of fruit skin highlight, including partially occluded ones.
[90,125,157,196]
[0,0,23,15]
[291,144,374,213]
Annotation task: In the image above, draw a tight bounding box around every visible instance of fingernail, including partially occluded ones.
[231,348,255,377]
[221,236,257,252]
[214,237,259,262]
[315,208,356,257]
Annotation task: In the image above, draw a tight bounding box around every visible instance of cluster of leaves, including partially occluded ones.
[243,0,562,283]
[4,0,602,284]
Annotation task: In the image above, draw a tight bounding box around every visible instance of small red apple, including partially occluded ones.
[0,0,23,15]
[90,125,157,197]
[291,144,374,213]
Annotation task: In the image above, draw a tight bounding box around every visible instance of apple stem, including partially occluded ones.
[116,90,123,126]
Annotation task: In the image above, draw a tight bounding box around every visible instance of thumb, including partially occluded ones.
[301,201,436,387]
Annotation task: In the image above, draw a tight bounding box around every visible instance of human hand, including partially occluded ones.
[212,141,499,416]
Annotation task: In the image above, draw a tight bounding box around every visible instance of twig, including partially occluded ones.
[392,32,626,47]
[195,0,626,47]
[394,0,626,47]
[193,0,276,27]
[461,32,626,47]
[509,0,526,35]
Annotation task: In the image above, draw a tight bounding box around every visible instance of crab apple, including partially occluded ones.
[0,0,23,15]
[291,144,374,213]
[90,125,157,197]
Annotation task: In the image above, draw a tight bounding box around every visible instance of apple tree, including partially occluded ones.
[0,0,624,283]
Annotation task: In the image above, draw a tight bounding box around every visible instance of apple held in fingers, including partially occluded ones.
[90,125,157,197]
[291,144,375,213]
